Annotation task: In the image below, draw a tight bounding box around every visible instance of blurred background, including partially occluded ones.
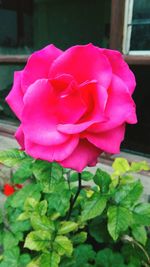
[0,0,149,158]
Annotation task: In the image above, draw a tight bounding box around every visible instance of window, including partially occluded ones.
[123,0,150,55]
[0,0,33,55]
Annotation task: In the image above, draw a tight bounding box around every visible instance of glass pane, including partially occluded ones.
[0,0,111,54]
[130,0,150,50]
[0,0,33,54]
[0,64,24,121]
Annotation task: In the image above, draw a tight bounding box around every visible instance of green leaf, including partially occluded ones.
[37,200,48,216]
[54,235,73,256]
[0,247,20,267]
[12,159,33,183]
[24,197,38,211]
[96,248,125,267]
[89,217,110,244]
[0,210,2,224]
[81,171,93,181]
[24,230,51,252]
[10,184,41,209]
[81,193,107,221]
[71,232,87,245]
[19,254,31,267]
[30,213,55,232]
[69,244,96,267]
[132,203,150,225]
[0,149,31,167]
[33,160,63,193]
[58,221,78,235]
[112,158,130,175]
[93,168,111,193]
[10,220,31,234]
[114,181,143,207]
[40,252,60,267]
[47,189,71,216]
[3,231,19,250]
[27,257,40,267]
[132,225,147,245]
[130,161,150,172]
[107,206,132,241]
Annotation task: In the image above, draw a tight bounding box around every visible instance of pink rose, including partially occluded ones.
[6,44,137,172]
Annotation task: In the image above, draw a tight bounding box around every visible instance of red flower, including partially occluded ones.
[3,183,23,197]
[4,184,15,196]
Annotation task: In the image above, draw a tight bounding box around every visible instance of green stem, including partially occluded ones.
[67,173,82,220]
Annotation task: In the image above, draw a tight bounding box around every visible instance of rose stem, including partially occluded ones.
[67,173,82,220]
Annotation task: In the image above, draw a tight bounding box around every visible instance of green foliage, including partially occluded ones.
[0,150,150,267]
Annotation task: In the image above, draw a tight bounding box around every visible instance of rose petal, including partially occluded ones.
[86,124,125,153]
[50,74,87,124]
[25,135,79,162]
[22,44,63,92]
[49,43,112,88]
[88,75,137,133]
[22,79,68,146]
[60,139,101,172]
[5,71,24,120]
[15,125,25,149]
[102,48,136,94]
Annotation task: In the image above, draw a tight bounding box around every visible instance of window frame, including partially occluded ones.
[110,0,150,64]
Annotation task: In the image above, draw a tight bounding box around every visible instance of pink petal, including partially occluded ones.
[22,44,63,92]
[88,75,137,133]
[5,71,24,120]
[57,81,107,134]
[50,75,87,124]
[59,139,101,172]
[79,81,108,121]
[15,125,25,149]
[22,79,68,146]
[85,124,125,153]
[25,135,79,162]
[49,44,112,88]
[102,49,136,94]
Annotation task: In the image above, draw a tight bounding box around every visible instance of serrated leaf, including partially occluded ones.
[81,193,107,221]
[12,159,33,183]
[17,212,30,221]
[40,252,60,267]
[71,232,87,245]
[37,200,48,216]
[89,217,110,244]
[81,171,93,181]
[112,158,130,174]
[96,248,125,267]
[58,221,78,235]
[30,213,55,232]
[33,160,63,193]
[0,149,31,167]
[27,257,40,267]
[70,244,96,266]
[54,235,73,256]
[19,254,31,267]
[1,247,20,267]
[132,203,150,225]
[10,184,41,209]
[24,230,51,252]
[24,197,38,211]
[107,206,132,241]
[93,168,111,193]
[131,161,150,172]
[132,225,147,245]
[3,231,19,250]
[47,189,71,216]
[114,181,143,207]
